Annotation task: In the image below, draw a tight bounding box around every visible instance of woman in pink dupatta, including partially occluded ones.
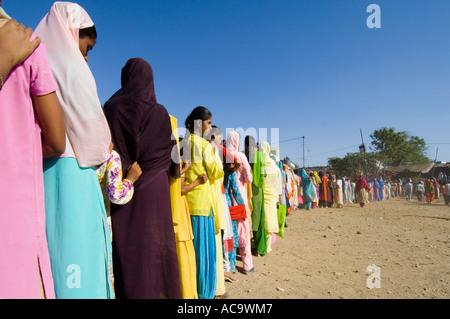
[35,2,114,298]
[225,131,255,274]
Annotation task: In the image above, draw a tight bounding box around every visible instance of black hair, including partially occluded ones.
[79,26,97,40]
[244,135,256,148]
[207,125,222,142]
[244,135,256,163]
[185,106,212,134]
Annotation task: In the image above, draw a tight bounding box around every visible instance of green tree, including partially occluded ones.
[328,152,381,178]
[369,127,429,166]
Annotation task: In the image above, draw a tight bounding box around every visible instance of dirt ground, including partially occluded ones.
[223,196,450,299]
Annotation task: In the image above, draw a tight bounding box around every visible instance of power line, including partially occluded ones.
[271,136,305,145]
[306,144,360,158]
[290,144,360,161]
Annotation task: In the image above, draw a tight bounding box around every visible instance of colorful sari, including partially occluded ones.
[426,180,435,203]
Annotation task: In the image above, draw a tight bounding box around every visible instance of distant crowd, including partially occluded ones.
[289,170,448,209]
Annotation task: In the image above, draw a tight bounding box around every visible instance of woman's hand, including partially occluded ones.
[181,161,191,175]
[197,174,208,184]
[126,162,142,184]
[0,19,41,76]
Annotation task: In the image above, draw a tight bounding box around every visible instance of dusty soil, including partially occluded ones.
[224,196,450,299]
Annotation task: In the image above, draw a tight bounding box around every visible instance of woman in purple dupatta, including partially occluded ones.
[103,58,181,299]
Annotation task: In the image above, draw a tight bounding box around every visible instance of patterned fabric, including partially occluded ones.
[96,150,134,216]
[224,171,245,270]
[224,172,246,207]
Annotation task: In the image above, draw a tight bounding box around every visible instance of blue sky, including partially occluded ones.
[4,0,450,166]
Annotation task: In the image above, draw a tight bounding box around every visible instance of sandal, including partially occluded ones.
[224,272,237,282]
[215,292,229,299]
[242,267,255,275]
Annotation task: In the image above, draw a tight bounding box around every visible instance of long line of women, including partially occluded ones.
[0,1,417,300]
[0,1,288,299]
[296,172,407,210]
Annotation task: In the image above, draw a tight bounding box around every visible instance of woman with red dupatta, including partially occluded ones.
[355,175,371,207]
[103,58,181,299]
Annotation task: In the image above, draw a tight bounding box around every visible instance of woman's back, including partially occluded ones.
[0,31,58,299]
[104,57,181,299]
[183,133,223,216]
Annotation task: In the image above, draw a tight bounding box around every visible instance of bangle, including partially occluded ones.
[0,72,4,91]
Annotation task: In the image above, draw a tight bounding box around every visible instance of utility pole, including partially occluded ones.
[431,147,438,177]
[302,136,305,168]
[360,129,368,175]
[360,129,365,147]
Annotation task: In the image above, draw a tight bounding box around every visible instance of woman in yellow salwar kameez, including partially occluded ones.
[258,142,280,254]
[206,125,227,298]
[183,106,224,299]
[168,115,198,299]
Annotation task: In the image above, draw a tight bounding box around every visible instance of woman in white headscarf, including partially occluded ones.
[35,2,114,298]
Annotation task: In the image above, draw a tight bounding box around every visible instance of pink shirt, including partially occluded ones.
[0,38,57,298]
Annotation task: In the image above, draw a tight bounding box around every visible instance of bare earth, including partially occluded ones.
[224,196,450,299]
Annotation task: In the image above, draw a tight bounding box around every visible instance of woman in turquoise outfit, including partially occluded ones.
[35,2,114,298]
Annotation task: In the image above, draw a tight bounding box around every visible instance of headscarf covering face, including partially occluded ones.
[313,171,321,184]
[104,58,176,186]
[259,141,278,176]
[34,2,111,167]
[225,130,240,154]
[355,175,369,192]
[0,0,12,20]
[217,145,238,165]
[0,8,11,20]
[299,168,310,188]
[225,130,252,173]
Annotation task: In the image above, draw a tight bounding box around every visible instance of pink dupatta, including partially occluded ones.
[35,2,110,167]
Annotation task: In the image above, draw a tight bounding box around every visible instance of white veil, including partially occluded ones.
[34,2,110,167]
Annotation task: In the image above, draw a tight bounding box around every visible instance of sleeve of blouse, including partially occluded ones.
[239,153,253,185]
[203,142,224,181]
[106,151,134,205]
[29,40,58,96]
